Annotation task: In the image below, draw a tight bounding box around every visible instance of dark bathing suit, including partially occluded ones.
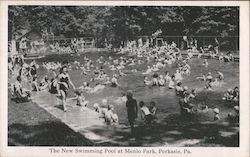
[59,75,69,95]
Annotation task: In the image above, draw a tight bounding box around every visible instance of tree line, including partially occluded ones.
[8,6,239,48]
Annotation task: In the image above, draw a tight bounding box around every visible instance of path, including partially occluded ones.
[31,90,112,143]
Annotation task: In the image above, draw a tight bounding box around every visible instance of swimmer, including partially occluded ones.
[144,76,152,86]
[89,83,105,93]
[206,72,213,81]
[175,82,184,96]
[203,59,208,67]
[168,75,175,89]
[164,71,171,83]
[152,73,159,86]
[222,89,234,100]
[196,74,206,81]
[142,66,153,75]
[103,77,111,85]
[216,71,224,81]
[205,79,213,91]
[219,53,224,62]
[111,74,120,87]
[213,108,220,121]
[174,69,182,82]
[232,86,239,101]
[158,75,165,86]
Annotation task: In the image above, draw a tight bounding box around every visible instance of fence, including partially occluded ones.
[8,36,96,55]
[136,35,239,53]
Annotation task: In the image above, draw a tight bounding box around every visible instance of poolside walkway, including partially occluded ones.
[31,90,239,147]
[31,90,112,143]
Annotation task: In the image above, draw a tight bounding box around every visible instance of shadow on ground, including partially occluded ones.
[8,121,94,146]
[8,90,239,147]
[86,114,239,147]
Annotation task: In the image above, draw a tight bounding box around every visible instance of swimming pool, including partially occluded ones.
[32,51,239,124]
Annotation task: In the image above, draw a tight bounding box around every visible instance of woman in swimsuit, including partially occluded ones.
[58,66,75,112]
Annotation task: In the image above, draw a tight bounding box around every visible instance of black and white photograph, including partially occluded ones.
[1,1,249,157]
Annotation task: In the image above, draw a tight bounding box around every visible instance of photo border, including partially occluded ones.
[0,1,249,157]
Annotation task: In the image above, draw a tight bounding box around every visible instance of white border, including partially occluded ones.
[0,1,249,157]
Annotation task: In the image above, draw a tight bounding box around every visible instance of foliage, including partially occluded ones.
[8,6,239,47]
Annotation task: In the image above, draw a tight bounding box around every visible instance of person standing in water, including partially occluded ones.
[126,90,138,136]
[58,65,75,112]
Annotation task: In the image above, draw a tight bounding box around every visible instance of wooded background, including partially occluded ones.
[8,6,239,48]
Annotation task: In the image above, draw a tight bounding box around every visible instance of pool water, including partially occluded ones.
[32,51,239,124]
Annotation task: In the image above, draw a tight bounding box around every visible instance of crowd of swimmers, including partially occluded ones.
[8,38,239,130]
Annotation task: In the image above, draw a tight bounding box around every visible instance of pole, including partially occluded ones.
[178,37,180,48]
[203,37,205,48]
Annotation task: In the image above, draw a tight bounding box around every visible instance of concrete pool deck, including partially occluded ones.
[30,90,239,146]
[31,90,111,143]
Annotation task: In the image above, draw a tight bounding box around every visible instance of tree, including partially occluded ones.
[8,6,239,48]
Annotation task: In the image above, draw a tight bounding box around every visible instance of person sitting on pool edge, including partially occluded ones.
[93,103,107,116]
[149,101,158,119]
[74,90,89,109]
[104,104,119,125]
[39,75,49,90]
[139,101,156,126]
[13,75,31,103]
